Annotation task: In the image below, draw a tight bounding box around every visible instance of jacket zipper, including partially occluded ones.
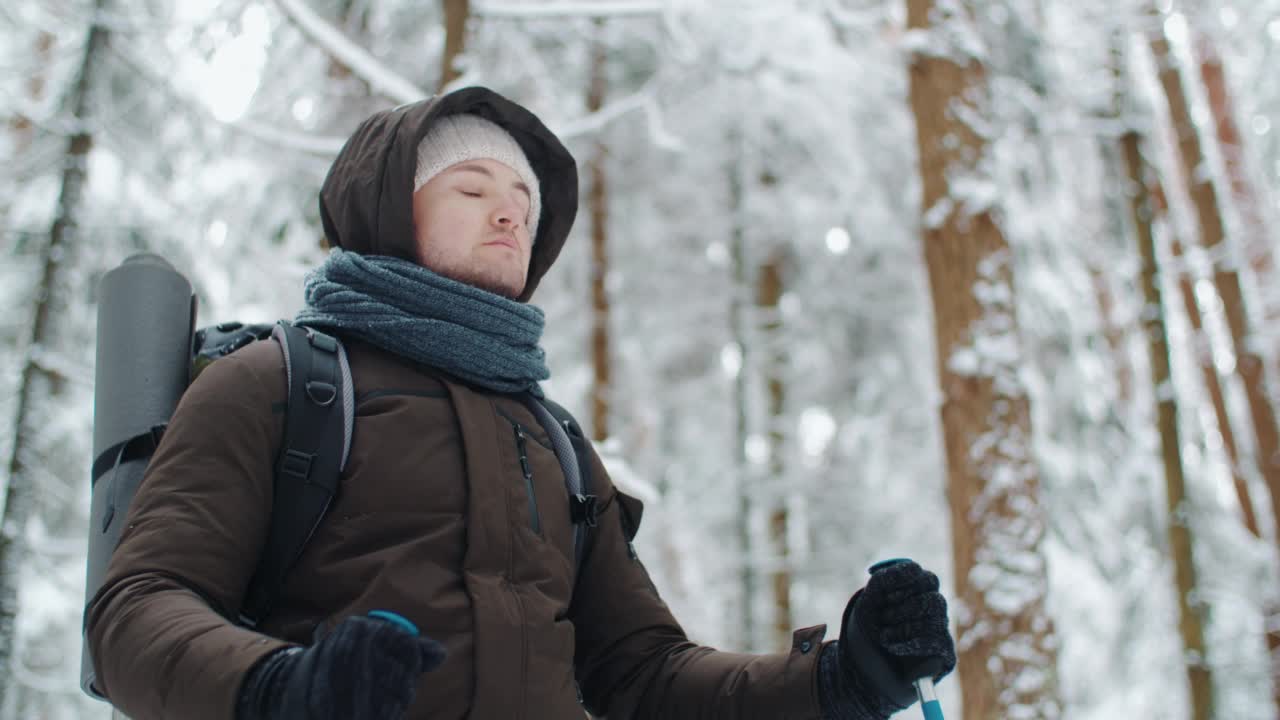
[513,424,541,534]
[508,425,531,720]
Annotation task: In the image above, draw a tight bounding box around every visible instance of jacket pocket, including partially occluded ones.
[511,422,542,535]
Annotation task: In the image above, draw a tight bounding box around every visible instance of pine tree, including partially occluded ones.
[1146,3,1280,572]
[1189,22,1280,715]
[905,0,1060,716]
[1193,29,1277,342]
[0,0,110,713]
[440,0,470,91]
[587,21,612,443]
[1118,114,1214,720]
[758,247,791,651]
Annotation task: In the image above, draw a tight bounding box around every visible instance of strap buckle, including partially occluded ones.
[280,449,314,482]
[569,493,598,528]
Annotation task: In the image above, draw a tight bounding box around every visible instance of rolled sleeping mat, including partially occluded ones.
[81,253,196,699]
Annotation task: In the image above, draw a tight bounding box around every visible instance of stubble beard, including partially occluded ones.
[419,246,525,300]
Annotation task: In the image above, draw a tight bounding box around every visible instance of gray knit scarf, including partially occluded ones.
[295,249,549,396]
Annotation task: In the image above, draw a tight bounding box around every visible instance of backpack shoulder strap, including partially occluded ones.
[524,397,597,581]
[239,321,353,628]
[536,398,595,498]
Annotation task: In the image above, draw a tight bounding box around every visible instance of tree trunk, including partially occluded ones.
[1194,31,1277,337]
[757,251,790,651]
[439,0,470,92]
[905,2,1060,717]
[1147,181,1261,538]
[0,1,109,711]
[1190,33,1280,712]
[1150,18,1280,712]
[1148,5,1280,564]
[1119,130,1215,720]
[586,23,611,443]
[727,124,757,651]
[1093,36,1139,411]
[1169,204,1280,720]
[1175,243,1262,536]
[1088,262,1134,405]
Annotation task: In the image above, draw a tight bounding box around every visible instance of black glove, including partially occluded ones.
[818,560,956,720]
[236,614,448,720]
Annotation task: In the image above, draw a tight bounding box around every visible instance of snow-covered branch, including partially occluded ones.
[474,1,665,18]
[109,42,346,157]
[554,90,647,138]
[270,0,429,104]
[553,84,682,151]
[229,118,347,156]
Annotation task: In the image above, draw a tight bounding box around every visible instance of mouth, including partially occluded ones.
[484,235,519,251]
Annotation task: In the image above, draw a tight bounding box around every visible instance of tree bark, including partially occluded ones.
[1119,130,1214,720]
[905,1,1060,717]
[586,24,611,443]
[1148,5,1280,565]
[1168,200,1280,720]
[757,251,790,651]
[0,1,109,711]
[1093,35,1139,411]
[1147,181,1261,538]
[1088,262,1134,405]
[1194,31,1277,335]
[439,0,470,92]
[1190,32,1280,713]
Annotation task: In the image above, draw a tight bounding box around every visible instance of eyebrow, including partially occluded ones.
[448,162,531,200]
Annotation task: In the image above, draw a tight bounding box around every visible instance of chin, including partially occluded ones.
[459,270,526,300]
[418,256,525,299]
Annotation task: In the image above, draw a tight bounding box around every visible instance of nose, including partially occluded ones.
[491,200,523,230]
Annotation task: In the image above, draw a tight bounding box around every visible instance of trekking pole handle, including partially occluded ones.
[368,610,419,636]
[866,559,945,720]
[916,676,943,720]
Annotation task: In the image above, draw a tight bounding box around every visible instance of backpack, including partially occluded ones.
[81,254,598,699]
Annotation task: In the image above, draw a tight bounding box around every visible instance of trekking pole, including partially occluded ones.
[867,559,945,720]
[369,610,420,635]
[914,676,943,720]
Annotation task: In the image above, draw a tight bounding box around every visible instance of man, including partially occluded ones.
[85,86,955,719]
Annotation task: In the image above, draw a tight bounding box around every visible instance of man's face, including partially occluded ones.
[412,158,534,299]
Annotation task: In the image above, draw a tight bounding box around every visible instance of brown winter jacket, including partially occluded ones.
[84,87,831,720]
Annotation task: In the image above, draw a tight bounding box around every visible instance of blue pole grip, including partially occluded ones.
[368,610,419,636]
[868,558,914,574]
[920,698,944,720]
[916,677,944,720]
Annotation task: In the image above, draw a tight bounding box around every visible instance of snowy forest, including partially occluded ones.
[2,0,1279,717]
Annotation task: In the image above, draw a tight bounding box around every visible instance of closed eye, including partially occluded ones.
[459,189,483,198]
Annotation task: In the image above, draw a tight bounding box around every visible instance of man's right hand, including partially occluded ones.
[236,614,447,720]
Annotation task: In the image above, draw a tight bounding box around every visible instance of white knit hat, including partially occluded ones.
[414,114,541,241]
